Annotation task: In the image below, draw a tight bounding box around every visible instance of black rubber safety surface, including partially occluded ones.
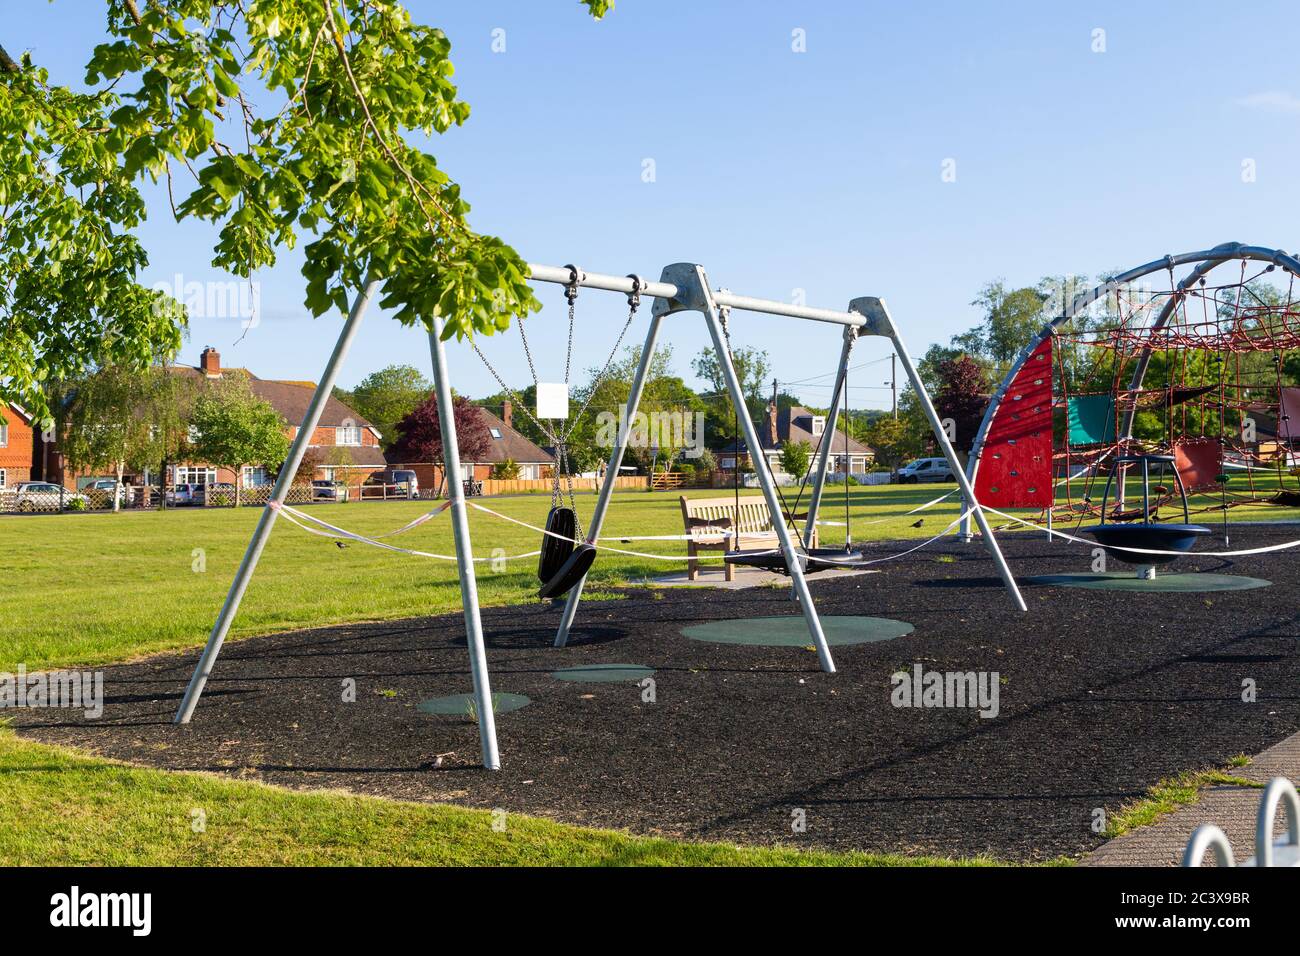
[12,525,1300,863]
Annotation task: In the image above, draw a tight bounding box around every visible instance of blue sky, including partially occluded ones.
[14,1,1300,411]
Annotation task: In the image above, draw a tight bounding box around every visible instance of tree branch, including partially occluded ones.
[0,43,21,74]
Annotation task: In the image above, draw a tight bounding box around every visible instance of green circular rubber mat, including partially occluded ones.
[1027,572,1271,593]
[682,615,913,647]
[416,692,532,716]
[550,664,656,683]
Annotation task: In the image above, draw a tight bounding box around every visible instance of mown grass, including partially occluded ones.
[0,730,996,867]
[1103,755,1262,838]
[0,484,979,672]
[2,480,1295,674]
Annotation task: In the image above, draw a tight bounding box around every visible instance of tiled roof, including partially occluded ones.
[474,409,554,465]
[170,366,374,430]
[763,406,874,455]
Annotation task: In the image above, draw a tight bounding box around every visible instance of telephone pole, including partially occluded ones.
[889,353,898,419]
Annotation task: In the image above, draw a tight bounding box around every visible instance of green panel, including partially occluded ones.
[682,615,913,647]
[551,664,656,683]
[416,692,532,716]
[1067,395,1116,445]
[1026,573,1271,593]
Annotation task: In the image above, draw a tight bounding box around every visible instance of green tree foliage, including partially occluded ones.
[0,39,186,422]
[2,1,611,424]
[692,345,771,445]
[336,364,431,449]
[190,377,291,504]
[960,281,1049,370]
[865,415,920,469]
[58,364,195,505]
[778,439,811,480]
[79,1,608,340]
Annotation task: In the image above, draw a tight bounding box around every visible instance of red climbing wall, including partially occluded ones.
[974,338,1054,508]
[1174,438,1222,493]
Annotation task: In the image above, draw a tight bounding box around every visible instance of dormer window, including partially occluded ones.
[812,416,826,436]
[336,425,362,446]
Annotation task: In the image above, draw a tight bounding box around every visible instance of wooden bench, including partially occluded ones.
[679,494,817,581]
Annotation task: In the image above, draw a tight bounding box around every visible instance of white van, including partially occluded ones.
[893,458,956,484]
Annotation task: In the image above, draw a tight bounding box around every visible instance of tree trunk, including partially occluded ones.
[234,468,241,508]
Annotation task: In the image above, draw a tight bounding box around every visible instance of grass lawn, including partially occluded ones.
[1,480,1293,866]
[0,729,994,866]
[3,480,1297,673]
[0,483,983,672]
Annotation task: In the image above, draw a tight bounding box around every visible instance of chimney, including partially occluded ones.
[501,400,513,429]
[199,347,222,378]
[767,402,779,447]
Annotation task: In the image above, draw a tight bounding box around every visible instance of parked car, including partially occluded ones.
[311,479,348,501]
[13,481,89,512]
[387,469,419,499]
[83,478,135,507]
[194,482,237,506]
[893,457,956,484]
[166,483,201,506]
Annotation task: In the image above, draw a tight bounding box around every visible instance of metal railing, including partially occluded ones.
[1183,777,1300,867]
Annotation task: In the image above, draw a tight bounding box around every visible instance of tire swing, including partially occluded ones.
[472,266,645,599]
[719,311,873,576]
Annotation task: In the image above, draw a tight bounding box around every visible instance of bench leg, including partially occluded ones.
[687,544,699,581]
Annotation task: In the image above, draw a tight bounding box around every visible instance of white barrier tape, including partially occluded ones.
[980,504,1300,558]
[274,502,543,562]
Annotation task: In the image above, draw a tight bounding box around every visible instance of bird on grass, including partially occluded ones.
[335,540,348,549]
[911,518,925,528]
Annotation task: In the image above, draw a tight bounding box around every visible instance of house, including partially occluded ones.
[41,347,385,491]
[0,403,36,488]
[385,401,555,489]
[719,403,874,476]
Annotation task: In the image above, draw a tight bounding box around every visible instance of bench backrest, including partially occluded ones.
[680,495,777,540]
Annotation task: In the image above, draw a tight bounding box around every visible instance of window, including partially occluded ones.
[0,469,6,488]
[320,467,336,482]
[0,423,7,447]
[520,463,540,480]
[489,428,503,439]
[335,425,363,446]
[241,466,270,489]
[175,466,216,485]
[720,457,736,470]
[811,416,826,436]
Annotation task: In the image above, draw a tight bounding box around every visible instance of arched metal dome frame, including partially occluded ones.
[959,242,1300,541]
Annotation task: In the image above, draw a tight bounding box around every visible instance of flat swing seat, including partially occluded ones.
[724,546,869,576]
[538,543,597,599]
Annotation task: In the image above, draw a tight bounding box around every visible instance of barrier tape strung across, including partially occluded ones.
[981,503,1300,558]
[268,498,974,569]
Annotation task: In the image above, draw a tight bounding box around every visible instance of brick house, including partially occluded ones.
[719,403,874,476]
[41,347,385,492]
[386,401,555,489]
[0,403,36,488]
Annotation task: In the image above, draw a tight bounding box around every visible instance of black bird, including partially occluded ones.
[335,540,348,549]
[911,519,925,528]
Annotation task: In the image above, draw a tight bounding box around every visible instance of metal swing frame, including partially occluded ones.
[174,260,1026,770]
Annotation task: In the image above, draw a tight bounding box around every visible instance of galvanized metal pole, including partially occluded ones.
[554,312,665,648]
[680,265,835,673]
[175,278,381,723]
[850,296,1027,612]
[427,319,500,769]
[803,327,855,544]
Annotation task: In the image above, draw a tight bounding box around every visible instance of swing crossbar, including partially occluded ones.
[527,263,868,330]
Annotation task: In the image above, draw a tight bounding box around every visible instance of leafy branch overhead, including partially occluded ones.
[0,1,612,419]
[85,0,611,335]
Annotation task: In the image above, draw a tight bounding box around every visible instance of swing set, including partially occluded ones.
[173,260,1027,770]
